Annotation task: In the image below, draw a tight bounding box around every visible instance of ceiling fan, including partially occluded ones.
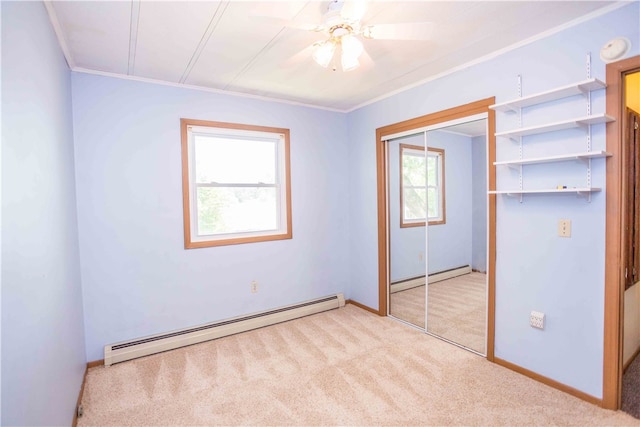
[295,0,434,72]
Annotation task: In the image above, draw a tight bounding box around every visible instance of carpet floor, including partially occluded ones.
[389,272,486,353]
[623,352,640,419]
[79,304,638,426]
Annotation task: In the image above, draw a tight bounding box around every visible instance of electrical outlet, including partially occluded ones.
[250,281,258,294]
[530,311,545,329]
[558,219,571,237]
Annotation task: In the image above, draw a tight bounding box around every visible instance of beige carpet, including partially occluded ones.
[78,304,638,426]
[389,282,426,328]
[428,272,486,354]
[389,273,486,354]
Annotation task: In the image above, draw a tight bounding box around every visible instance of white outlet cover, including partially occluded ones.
[530,311,545,329]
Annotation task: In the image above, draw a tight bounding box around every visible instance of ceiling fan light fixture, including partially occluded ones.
[324,11,343,30]
[340,35,363,71]
[312,40,336,68]
[341,53,360,72]
[325,0,344,28]
[341,34,363,58]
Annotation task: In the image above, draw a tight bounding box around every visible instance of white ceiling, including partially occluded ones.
[46,0,619,112]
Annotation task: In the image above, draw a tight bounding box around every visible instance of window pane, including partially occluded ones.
[404,187,426,220]
[403,153,426,187]
[427,156,437,185]
[197,187,277,235]
[427,187,438,218]
[194,134,276,184]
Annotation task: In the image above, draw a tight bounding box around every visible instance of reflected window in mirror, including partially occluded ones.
[400,144,445,227]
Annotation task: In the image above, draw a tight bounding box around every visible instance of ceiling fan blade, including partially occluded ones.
[341,0,368,23]
[364,22,434,41]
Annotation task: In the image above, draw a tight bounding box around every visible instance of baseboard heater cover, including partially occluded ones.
[390,276,425,293]
[429,265,471,284]
[390,265,471,293]
[104,293,345,366]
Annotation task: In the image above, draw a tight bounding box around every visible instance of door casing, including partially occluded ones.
[603,55,640,410]
[375,97,497,361]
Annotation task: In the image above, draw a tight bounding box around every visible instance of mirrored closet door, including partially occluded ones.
[387,116,488,355]
[425,118,488,355]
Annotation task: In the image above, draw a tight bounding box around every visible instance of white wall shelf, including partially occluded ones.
[494,150,612,167]
[491,60,614,202]
[489,78,606,112]
[495,113,615,140]
[489,188,601,196]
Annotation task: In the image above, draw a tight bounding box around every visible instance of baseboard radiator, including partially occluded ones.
[390,265,471,293]
[104,293,345,366]
[430,265,471,284]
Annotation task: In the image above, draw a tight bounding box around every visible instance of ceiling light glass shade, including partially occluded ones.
[312,41,336,68]
[341,35,363,59]
[341,52,360,71]
[341,35,363,71]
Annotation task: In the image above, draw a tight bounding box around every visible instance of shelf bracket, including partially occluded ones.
[505,192,521,200]
[576,83,591,96]
[507,135,519,143]
[576,155,590,165]
[576,190,592,203]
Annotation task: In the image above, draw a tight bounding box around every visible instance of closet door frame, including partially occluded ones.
[375,98,497,361]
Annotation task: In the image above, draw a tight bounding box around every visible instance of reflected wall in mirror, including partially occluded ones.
[388,133,427,328]
[426,119,487,355]
[387,118,488,355]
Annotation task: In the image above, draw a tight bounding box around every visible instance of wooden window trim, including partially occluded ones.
[180,118,292,249]
[399,144,446,227]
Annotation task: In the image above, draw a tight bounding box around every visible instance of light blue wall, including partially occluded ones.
[1,2,86,425]
[71,74,350,361]
[347,3,639,398]
[472,135,488,272]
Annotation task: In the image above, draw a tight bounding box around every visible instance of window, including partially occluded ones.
[181,119,292,248]
[400,144,445,227]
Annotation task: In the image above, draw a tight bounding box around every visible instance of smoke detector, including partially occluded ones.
[600,37,631,63]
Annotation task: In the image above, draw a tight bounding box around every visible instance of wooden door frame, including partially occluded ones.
[375,97,496,361]
[603,55,640,410]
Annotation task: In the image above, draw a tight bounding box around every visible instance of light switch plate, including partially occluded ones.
[558,219,571,237]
